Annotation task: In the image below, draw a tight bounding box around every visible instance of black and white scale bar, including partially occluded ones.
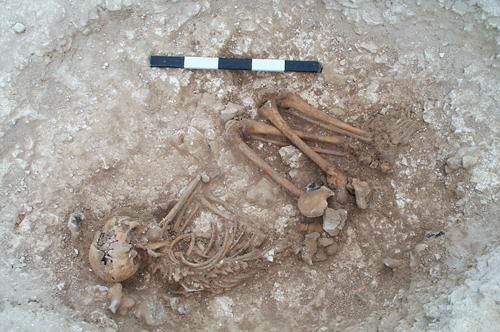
[150,56,321,73]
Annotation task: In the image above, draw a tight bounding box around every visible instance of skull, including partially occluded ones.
[89,216,140,283]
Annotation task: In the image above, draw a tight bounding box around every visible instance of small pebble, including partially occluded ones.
[200,172,210,183]
[318,238,335,247]
[325,243,339,256]
[220,103,244,122]
[382,257,403,268]
[409,250,419,269]
[279,145,305,169]
[67,212,85,240]
[462,155,477,169]
[339,59,346,66]
[358,154,372,165]
[415,244,428,252]
[118,295,136,315]
[312,251,329,262]
[13,23,26,33]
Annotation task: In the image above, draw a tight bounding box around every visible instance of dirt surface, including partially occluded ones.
[1,0,499,331]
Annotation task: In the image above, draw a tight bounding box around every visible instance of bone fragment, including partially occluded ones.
[160,174,201,229]
[287,109,373,142]
[277,90,373,139]
[297,187,334,218]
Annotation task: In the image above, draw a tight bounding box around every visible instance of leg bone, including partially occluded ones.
[241,118,347,146]
[277,90,373,140]
[259,99,348,202]
[226,120,333,217]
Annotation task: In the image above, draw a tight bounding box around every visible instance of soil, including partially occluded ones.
[1,0,499,331]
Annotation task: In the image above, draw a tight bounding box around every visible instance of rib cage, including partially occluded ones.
[139,194,267,293]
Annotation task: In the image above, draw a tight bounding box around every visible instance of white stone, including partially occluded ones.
[279,145,304,169]
[322,208,348,237]
[106,0,122,11]
[383,257,403,268]
[462,156,478,169]
[13,23,26,33]
[220,103,244,122]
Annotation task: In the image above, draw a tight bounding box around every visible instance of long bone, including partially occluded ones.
[241,118,346,146]
[277,90,373,141]
[248,135,346,156]
[160,174,201,230]
[226,120,334,218]
[259,99,348,203]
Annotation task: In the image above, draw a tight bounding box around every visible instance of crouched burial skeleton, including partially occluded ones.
[89,174,268,293]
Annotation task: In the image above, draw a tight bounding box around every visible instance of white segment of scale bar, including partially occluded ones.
[184,57,219,70]
[251,59,285,72]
